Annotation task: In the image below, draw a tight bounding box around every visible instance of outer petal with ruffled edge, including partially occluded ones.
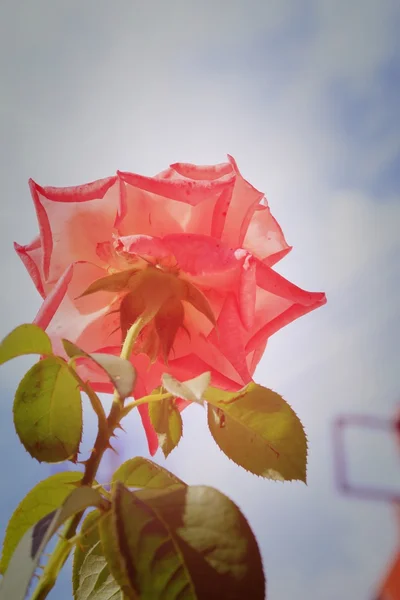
[117,157,290,267]
[116,165,236,239]
[33,261,122,357]
[14,236,46,297]
[28,176,119,284]
[245,260,326,353]
[244,203,292,266]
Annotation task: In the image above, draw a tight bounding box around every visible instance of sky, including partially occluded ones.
[0,1,399,598]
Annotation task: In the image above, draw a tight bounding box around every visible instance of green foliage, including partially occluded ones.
[0,311,309,599]
[149,397,183,457]
[206,382,307,482]
[73,511,123,600]
[0,472,83,574]
[62,340,136,399]
[0,486,104,600]
[111,457,185,490]
[97,482,265,600]
[99,512,138,600]
[161,372,210,405]
[13,356,83,463]
[0,324,52,365]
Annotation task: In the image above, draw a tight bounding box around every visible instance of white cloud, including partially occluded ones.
[311,0,399,86]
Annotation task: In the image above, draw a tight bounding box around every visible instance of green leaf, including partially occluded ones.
[161,372,211,405]
[149,397,183,458]
[76,542,123,600]
[205,382,307,482]
[78,269,139,297]
[111,457,185,490]
[0,471,83,574]
[0,324,52,365]
[0,486,104,600]
[73,511,101,595]
[73,511,123,600]
[99,512,139,600]
[101,483,265,600]
[62,340,136,399]
[13,356,83,463]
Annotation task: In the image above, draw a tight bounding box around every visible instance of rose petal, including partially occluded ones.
[217,155,264,248]
[96,241,114,263]
[162,234,243,291]
[116,175,181,237]
[159,161,233,181]
[137,403,159,456]
[115,234,171,261]
[116,169,235,239]
[252,286,292,334]
[238,254,257,330]
[246,292,326,352]
[130,355,164,456]
[210,185,235,240]
[34,263,74,332]
[14,237,46,297]
[168,354,243,392]
[240,261,327,352]
[133,373,160,456]
[118,168,235,206]
[246,343,268,375]
[163,233,236,274]
[243,203,292,265]
[172,327,245,386]
[158,158,250,244]
[208,293,252,383]
[255,260,326,305]
[34,262,121,357]
[29,176,118,283]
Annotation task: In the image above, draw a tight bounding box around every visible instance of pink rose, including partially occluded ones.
[15,156,326,454]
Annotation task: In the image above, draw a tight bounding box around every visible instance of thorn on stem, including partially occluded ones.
[106,441,118,454]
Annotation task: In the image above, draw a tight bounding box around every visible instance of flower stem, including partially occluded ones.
[30,317,145,600]
[120,316,145,361]
[121,392,172,417]
[69,369,108,438]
